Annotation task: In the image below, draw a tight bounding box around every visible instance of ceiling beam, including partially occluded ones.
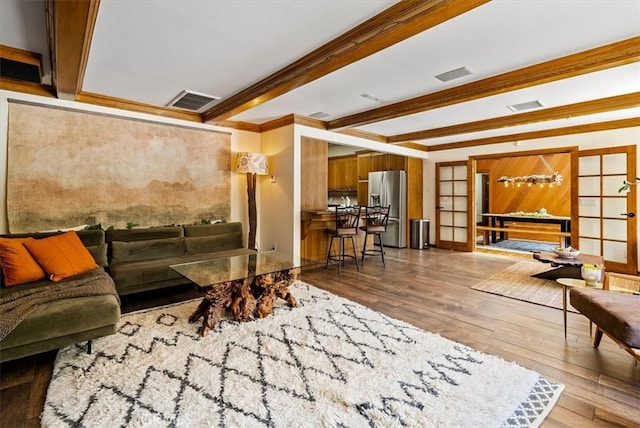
[389,92,640,142]
[202,0,489,123]
[425,117,640,152]
[49,0,99,100]
[328,36,640,130]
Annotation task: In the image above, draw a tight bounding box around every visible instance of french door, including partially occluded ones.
[578,145,637,274]
[435,161,472,251]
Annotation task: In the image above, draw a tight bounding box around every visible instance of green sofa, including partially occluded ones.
[0,230,121,363]
[0,222,253,362]
[106,222,256,296]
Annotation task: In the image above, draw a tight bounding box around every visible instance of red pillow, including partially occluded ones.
[24,231,98,282]
[0,237,47,286]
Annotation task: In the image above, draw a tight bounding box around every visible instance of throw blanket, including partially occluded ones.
[0,268,120,341]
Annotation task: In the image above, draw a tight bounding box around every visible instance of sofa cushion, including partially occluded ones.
[23,231,98,282]
[76,230,106,247]
[183,222,241,237]
[0,294,120,350]
[109,256,190,289]
[570,288,640,348]
[2,229,105,247]
[106,226,184,243]
[86,243,108,267]
[109,248,257,291]
[0,237,47,286]
[185,233,242,254]
[111,237,186,263]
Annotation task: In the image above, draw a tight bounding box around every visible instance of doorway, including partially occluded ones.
[475,172,489,245]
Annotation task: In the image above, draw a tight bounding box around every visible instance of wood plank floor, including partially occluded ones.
[2,248,638,427]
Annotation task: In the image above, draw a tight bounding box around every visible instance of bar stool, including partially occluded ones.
[360,205,390,266]
[325,206,361,273]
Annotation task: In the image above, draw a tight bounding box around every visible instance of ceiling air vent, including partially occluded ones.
[309,111,331,119]
[166,90,220,112]
[435,66,472,83]
[507,100,544,112]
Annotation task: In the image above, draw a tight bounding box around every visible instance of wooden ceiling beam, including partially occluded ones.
[328,36,640,130]
[425,117,640,152]
[389,92,640,142]
[49,0,99,100]
[202,0,489,123]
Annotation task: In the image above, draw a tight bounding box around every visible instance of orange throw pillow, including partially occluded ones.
[24,231,98,282]
[0,237,47,287]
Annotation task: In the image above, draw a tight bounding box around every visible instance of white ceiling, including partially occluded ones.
[1,0,639,148]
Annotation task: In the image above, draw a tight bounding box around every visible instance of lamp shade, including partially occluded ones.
[236,152,268,175]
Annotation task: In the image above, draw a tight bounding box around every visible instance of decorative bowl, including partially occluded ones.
[581,266,602,286]
[553,247,580,258]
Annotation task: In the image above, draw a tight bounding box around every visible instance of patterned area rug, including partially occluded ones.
[42,282,564,427]
[471,260,576,312]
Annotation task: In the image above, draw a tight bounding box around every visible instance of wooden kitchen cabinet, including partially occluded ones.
[357,154,372,181]
[366,153,407,172]
[389,154,406,170]
[328,155,357,190]
[371,153,388,171]
[347,157,358,188]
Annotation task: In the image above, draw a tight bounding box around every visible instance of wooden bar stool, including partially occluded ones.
[360,205,390,266]
[325,206,361,273]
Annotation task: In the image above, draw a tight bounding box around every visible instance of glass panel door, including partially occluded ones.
[578,146,637,274]
[436,161,471,251]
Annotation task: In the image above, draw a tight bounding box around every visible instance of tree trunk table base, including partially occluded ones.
[188,268,299,337]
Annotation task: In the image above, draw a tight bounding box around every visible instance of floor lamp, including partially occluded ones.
[236,152,268,250]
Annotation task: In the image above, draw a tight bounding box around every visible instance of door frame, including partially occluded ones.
[435,160,473,251]
[468,146,580,252]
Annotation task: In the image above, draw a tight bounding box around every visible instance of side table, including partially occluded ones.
[556,278,602,338]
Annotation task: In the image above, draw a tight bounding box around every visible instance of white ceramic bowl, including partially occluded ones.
[553,247,580,258]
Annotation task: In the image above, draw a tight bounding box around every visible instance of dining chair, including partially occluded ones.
[359,205,390,266]
[325,206,361,273]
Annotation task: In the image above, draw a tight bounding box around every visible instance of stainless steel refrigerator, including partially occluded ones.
[368,170,406,248]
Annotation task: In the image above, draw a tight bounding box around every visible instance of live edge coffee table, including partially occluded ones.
[171,252,308,336]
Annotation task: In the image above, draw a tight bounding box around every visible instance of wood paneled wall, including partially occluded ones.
[300,137,328,210]
[476,153,571,216]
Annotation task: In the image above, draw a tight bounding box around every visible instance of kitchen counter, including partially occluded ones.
[301,209,371,262]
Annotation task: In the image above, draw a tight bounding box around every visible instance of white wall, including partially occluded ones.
[0,90,260,237]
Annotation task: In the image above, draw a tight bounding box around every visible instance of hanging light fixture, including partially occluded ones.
[497,155,563,188]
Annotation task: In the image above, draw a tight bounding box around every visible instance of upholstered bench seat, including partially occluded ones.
[569,288,640,350]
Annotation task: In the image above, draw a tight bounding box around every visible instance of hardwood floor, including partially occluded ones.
[2,248,638,427]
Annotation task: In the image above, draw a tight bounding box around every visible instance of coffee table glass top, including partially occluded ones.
[170,251,310,288]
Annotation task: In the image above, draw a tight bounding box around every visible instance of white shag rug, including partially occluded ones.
[42,281,564,427]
